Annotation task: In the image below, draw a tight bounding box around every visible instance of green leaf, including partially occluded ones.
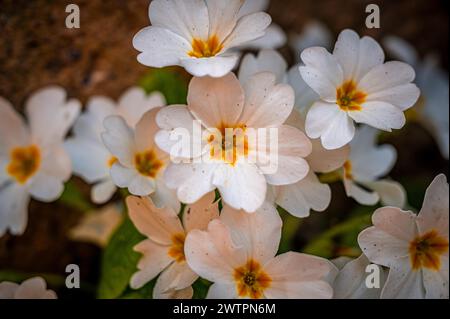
[277,206,302,254]
[192,279,212,299]
[139,68,189,105]
[58,180,94,212]
[97,216,145,299]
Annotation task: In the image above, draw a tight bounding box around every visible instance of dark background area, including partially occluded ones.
[0,0,448,298]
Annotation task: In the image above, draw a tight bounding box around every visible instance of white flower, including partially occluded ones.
[358,174,449,299]
[133,0,272,78]
[184,201,334,299]
[156,72,312,213]
[69,203,123,247]
[384,36,449,159]
[101,108,179,212]
[341,125,406,207]
[237,0,286,50]
[126,192,219,299]
[65,87,165,204]
[238,52,349,217]
[331,254,387,299]
[299,29,420,150]
[0,277,57,299]
[0,87,80,236]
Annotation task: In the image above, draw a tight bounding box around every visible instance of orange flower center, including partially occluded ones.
[7,145,41,184]
[168,233,186,263]
[343,160,353,180]
[134,150,164,178]
[233,259,271,299]
[107,156,118,168]
[208,123,249,166]
[336,80,366,111]
[409,230,448,271]
[188,35,224,58]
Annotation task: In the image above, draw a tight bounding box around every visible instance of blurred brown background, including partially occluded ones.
[0,0,448,298]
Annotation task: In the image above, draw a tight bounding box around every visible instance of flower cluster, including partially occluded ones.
[0,0,448,300]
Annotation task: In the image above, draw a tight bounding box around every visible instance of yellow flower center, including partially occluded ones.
[233,259,271,299]
[208,123,249,166]
[343,160,353,180]
[134,150,164,178]
[107,156,118,168]
[168,233,186,263]
[409,230,448,271]
[188,35,224,58]
[7,145,41,184]
[336,80,366,111]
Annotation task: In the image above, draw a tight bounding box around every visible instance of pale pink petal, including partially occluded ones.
[423,256,449,299]
[91,180,117,204]
[182,192,219,232]
[153,262,198,296]
[126,196,184,246]
[206,283,238,299]
[14,277,57,299]
[0,282,19,299]
[343,179,380,206]
[380,260,425,299]
[0,97,29,152]
[134,108,161,152]
[0,183,29,236]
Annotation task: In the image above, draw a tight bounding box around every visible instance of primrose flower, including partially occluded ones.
[0,277,57,299]
[0,87,80,236]
[237,0,286,50]
[156,72,312,213]
[384,36,449,159]
[65,87,166,204]
[358,174,449,299]
[126,192,219,299]
[331,254,387,299]
[341,125,406,207]
[185,201,334,299]
[101,108,179,212]
[238,51,349,217]
[133,0,272,77]
[299,29,420,150]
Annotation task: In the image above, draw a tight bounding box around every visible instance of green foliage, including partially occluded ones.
[97,216,145,299]
[192,279,212,299]
[277,206,302,254]
[120,280,156,299]
[59,180,94,212]
[139,68,189,105]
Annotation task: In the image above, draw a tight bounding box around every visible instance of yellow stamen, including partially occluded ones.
[168,233,186,263]
[134,150,164,178]
[343,160,353,180]
[234,259,271,299]
[188,35,223,58]
[208,123,249,166]
[336,80,366,111]
[7,145,41,184]
[107,156,118,168]
[409,230,448,271]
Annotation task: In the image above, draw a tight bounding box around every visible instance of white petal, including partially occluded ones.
[128,175,156,197]
[151,178,181,213]
[110,163,138,189]
[187,73,244,128]
[180,54,239,77]
[206,0,244,41]
[101,116,136,167]
[363,180,407,208]
[300,47,343,100]
[185,219,247,284]
[238,49,287,85]
[220,201,282,264]
[156,286,194,299]
[130,239,173,289]
[263,252,334,299]
[240,72,294,128]
[164,163,217,204]
[133,27,191,68]
[0,282,19,299]
[380,260,425,299]
[149,0,209,40]
[0,183,30,236]
[287,65,320,112]
[0,97,29,153]
[182,192,219,232]
[223,12,271,49]
[240,24,287,50]
[206,283,238,299]
[14,277,57,299]
[416,174,449,236]
[333,29,385,81]
[366,83,420,111]
[213,163,267,213]
[383,36,418,66]
[64,138,110,183]
[276,170,331,218]
[126,196,184,245]
[343,179,380,206]
[423,259,449,299]
[307,139,349,173]
[349,101,406,132]
[153,262,197,295]
[117,87,166,128]
[238,0,269,16]
[26,86,80,148]
[28,172,65,202]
